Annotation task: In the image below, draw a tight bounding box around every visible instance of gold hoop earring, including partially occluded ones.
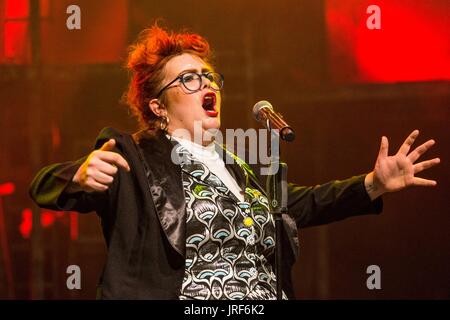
[159,116,169,132]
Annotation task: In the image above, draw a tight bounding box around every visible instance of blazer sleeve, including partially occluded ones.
[288,174,383,228]
[29,127,128,214]
[28,156,109,213]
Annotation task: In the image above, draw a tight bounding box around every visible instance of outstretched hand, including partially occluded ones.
[365,130,440,200]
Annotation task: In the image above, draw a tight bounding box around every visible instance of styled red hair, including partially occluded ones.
[124,24,213,129]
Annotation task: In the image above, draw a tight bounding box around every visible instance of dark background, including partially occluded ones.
[0,0,448,299]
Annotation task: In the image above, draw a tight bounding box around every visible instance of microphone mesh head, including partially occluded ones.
[253,100,273,121]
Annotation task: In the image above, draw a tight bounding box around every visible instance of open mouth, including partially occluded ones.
[202,92,218,117]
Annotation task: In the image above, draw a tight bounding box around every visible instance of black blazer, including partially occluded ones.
[29,127,382,299]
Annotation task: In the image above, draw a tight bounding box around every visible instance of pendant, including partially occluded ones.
[244,217,254,227]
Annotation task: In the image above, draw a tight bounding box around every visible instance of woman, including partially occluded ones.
[29,25,440,300]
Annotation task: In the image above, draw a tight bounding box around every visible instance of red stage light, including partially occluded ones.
[0,182,15,196]
[326,0,450,83]
[40,211,55,227]
[2,0,31,64]
[5,0,29,18]
[1,0,128,64]
[18,208,79,240]
[19,208,33,239]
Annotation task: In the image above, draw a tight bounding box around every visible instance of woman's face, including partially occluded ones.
[155,53,222,144]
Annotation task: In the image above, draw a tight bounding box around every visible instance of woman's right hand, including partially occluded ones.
[69,139,130,193]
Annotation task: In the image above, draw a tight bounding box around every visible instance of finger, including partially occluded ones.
[407,139,435,163]
[396,129,419,156]
[91,171,115,185]
[84,180,109,193]
[94,159,119,176]
[412,177,437,187]
[99,139,117,152]
[97,151,130,171]
[413,158,440,174]
[377,136,389,159]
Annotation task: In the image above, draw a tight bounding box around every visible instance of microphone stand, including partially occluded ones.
[266,124,289,300]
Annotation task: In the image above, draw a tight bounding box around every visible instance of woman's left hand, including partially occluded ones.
[365,130,440,200]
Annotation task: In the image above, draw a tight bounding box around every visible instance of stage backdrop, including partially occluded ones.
[0,0,448,299]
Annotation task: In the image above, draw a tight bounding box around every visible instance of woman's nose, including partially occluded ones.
[201,75,212,89]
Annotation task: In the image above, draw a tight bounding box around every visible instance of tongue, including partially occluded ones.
[202,97,214,110]
[202,95,218,117]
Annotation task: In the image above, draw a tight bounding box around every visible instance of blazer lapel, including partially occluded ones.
[132,130,186,257]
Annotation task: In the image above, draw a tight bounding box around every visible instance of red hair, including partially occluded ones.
[124,24,213,129]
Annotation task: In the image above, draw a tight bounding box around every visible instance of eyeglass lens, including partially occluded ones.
[181,73,223,91]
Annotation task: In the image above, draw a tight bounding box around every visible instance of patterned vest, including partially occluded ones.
[176,143,286,300]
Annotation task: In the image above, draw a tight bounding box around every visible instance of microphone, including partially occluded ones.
[253,101,296,142]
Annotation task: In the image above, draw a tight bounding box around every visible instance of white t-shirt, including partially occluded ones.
[171,136,245,202]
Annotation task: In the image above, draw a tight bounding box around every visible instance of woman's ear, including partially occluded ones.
[148,98,167,117]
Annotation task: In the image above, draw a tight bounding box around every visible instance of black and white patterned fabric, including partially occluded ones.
[176,144,287,300]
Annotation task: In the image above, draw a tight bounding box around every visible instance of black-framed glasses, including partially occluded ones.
[155,72,224,98]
